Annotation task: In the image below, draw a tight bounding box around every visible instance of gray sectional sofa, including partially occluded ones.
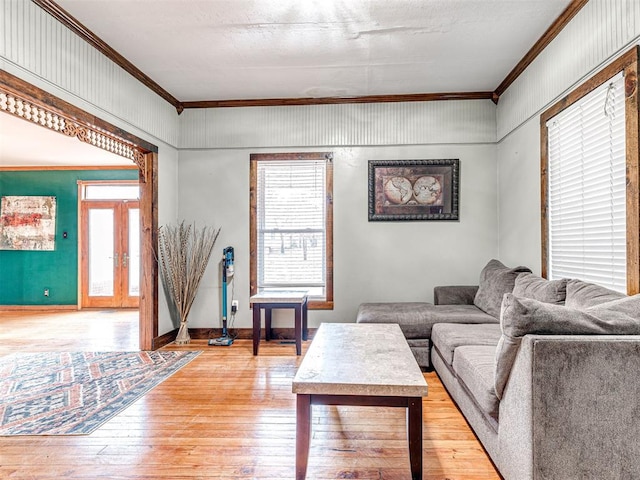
[357,259,640,479]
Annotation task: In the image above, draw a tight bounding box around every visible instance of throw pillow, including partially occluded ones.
[494,293,640,399]
[473,259,532,318]
[565,279,626,309]
[512,273,567,304]
[588,294,640,317]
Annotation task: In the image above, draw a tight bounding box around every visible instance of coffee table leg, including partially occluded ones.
[296,394,311,480]
[252,305,261,355]
[294,305,302,355]
[407,397,423,480]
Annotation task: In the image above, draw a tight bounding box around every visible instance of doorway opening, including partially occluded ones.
[1,69,159,350]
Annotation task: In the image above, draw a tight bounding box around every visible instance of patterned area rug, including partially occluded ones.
[0,351,200,435]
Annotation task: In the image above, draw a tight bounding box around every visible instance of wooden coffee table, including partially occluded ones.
[292,323,428,480]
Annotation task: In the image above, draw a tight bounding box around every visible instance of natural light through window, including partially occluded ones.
[250,153,334,309]
[545,73,626,291]
[85,185,139,200]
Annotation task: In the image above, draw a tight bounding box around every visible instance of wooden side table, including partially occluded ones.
[249,291,309,355]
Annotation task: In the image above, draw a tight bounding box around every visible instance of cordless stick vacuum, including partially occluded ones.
[209,246,235,346]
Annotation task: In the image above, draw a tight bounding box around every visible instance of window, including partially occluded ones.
[84,184,139,200]
[541,48,639,294]
[250,153,333,309]
[546,73,626,290]
[79,181,140,201]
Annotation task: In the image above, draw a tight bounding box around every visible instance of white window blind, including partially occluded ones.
[256,159,327,298]
[546,72,626,292]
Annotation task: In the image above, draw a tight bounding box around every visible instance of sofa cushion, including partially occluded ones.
[512,273,567,304]
[357,303,496,339]
[356,302,433,339]
[429,304,498,325]
[452,345,500,423]
[431,323,501,365]
[494,293,640,398]
[474,259,532,318]
[565,279,626,309]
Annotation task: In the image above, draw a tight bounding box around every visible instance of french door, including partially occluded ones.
[81,201,140,308]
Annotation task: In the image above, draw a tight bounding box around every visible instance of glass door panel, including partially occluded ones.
[88,209,115,297]
[128,208,140,297]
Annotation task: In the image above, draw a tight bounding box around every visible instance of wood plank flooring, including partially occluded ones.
[0,311,500,479]
[0,309,139,355]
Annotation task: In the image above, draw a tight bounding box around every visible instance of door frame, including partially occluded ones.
[0,70,159,350]
[78,180,140,309]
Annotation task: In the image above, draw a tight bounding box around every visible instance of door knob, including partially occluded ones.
[123,252,128,268]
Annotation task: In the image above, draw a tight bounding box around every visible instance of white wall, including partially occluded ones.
[179,143,497,330]
[179,100,496,148]
[497,0,640,272]
[178,98,498,330]
[157,144,179,333]
[496,119,541,273]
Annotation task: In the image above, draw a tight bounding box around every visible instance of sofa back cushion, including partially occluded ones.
[494,293,640,399]
[473,259,532,318]
[565,279,626,309]
[512,273,567,305]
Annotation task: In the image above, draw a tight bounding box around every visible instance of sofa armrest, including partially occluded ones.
[433,285,478,305]
[498,335,640,480]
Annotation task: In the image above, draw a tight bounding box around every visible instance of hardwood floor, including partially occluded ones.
[0,311,500,479]
[0,309,139,354]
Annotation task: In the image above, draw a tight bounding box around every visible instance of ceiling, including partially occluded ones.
[55,0,572,102]
[1,0,574,166]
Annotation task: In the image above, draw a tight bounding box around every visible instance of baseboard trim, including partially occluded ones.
[152,328,178,350]
[193,327,317,341]
[0,305,78,311]
[153,327,318,348]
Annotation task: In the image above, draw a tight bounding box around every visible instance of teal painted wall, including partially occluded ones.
[0,169,139,305]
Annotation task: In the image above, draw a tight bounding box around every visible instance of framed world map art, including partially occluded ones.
[0,196,57,250]
[368,159,459,221]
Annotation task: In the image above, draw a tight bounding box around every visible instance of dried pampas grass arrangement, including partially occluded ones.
[158,222,220,345]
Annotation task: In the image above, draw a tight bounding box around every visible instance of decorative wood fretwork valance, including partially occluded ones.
[0,87,147,181]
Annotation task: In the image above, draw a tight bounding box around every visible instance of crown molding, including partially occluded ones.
[181,91,495,109]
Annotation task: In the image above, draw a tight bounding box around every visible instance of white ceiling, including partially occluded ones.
[1,0,572,166]
[56,0,572,101]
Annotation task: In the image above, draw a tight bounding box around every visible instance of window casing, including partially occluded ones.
[541,47,640,294]
[250,153,333,309]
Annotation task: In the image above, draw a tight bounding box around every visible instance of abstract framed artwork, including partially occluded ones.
[368,159,459,221]
[0,196,57,250]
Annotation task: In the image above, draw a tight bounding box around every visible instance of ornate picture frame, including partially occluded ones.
[368,159,459,221]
